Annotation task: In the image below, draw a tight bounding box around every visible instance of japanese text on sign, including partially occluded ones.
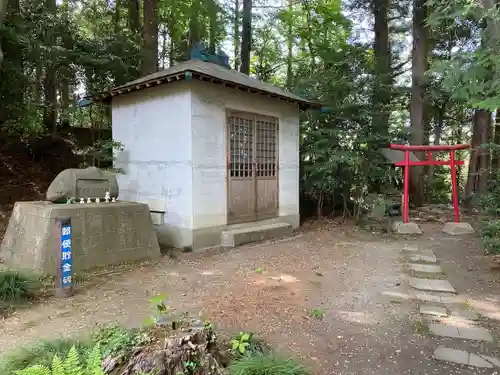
[60,222,73,289]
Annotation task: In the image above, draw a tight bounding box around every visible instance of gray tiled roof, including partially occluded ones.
[94,59,317,108]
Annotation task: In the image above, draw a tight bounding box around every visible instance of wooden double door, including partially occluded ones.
[227,110,279,224]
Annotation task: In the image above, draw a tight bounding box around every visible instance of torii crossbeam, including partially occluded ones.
[389,144,470,224]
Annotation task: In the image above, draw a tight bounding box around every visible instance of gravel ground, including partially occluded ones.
[0,222,499,374]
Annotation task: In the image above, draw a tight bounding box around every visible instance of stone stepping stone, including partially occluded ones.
[410,253,437,263]
[419,303,448,317]
[479,355,500,367]
[409,277,456,293]
[429,323,494,342]
[408,263,443,273]
[434,347,494,368]
[450,308,479,320]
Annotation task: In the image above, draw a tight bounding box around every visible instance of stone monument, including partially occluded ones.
[0,167,161,275]
[46,166,119,203]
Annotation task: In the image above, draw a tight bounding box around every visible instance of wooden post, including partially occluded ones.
[450,150,460,222]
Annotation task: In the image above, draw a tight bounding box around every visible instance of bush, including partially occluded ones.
[228,354,311,375]
[480,219,500,254]
[478,170,500,254]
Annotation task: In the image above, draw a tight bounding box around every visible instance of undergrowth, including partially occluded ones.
[0,325,144,375]
[478,170,500,254]
[0,270,39,301]
[228,355,311,375]
[0,338,91,375]
[14,345,103,375]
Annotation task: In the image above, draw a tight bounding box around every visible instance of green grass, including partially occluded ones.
[0,338,91,375]
[228,355,311,375]
[0,270,40,301]
[310,308,324,319]
[412,318,430,335]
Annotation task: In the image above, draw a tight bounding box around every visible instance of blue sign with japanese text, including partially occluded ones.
[60,221,72,288]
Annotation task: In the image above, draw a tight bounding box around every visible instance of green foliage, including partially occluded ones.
[0,339,90,375]
[91,326,147,359]
[480,220,500,254]
[309,309,324,319]
[0,270,39,301]
[231,332,252,355]
[14,345,103,375]
[478,171,500,254]
[228,355,311,375]
[79,140,125,173]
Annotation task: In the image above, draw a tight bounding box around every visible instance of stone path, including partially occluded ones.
[400,246,500,369]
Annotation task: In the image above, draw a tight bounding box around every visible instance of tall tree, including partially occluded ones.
[409,0,429,205]
[43,0,57,132]
[371,0,391,138]
[240,0,251,74]
[0,0,6,68]
[233,0,240,70]
[141,0,158,75]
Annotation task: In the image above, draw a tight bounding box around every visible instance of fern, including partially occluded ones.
[63,347,83,375]
[15,346,104,375]
[86,346,103,375]
[50,356,65,375]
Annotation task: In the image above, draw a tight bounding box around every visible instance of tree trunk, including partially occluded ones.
[188,0,200,52]
[113,0,121,33]
[128,0,140,32]
[240,0,252,75]
[43,0,57,133]
[233,0,240,70]
[371,0,391,138]
[60,0,73,127]
[409,0,429,206]
[492,108,500,169]
[0,0,7,68]
[161,25,167,69]
[141,0,158,75]
[464,109,491,202]
[477,109,491,194]
[286,0,293,89]
[427,108,444,194]
[302,0,316,69]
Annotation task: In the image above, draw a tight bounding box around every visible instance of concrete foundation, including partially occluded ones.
[221,221,293,248]
[443,222,475,235]
[392,221,423,235]
[0,201,161,275]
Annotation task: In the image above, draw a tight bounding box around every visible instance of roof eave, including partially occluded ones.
[89,70,318,109]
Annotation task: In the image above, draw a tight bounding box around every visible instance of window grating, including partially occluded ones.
[229,113,278,179]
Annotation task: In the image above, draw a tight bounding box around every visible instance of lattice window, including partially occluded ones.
[228,112,278,178]
[256,118,278,177]
[229,116,253,178]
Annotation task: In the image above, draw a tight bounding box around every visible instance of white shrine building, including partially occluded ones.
[93,59,317,249]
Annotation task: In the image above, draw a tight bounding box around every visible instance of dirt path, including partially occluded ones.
[1,223,499,374]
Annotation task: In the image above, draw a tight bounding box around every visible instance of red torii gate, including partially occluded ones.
[389,144,470,224]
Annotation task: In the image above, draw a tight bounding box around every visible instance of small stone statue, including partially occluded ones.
[111,197,116,203]
[79,198,85,204]
[95,198,100,203]
[104,191,110,203]
[87,197,92,204]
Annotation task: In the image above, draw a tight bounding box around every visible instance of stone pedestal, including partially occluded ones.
[0,201,161,275]
[443,222,475,235]
[392,220,423,235]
